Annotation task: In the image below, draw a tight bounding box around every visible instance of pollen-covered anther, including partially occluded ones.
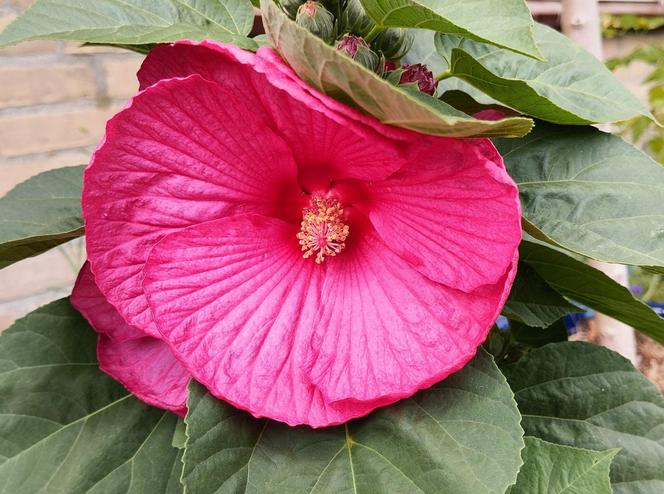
[297,194,350,263]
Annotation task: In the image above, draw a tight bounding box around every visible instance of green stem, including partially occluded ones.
[364,25,384,43]
[435,69,453,81]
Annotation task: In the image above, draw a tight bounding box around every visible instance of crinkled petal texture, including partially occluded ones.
[71,264,189,415]
[84,40,521,427]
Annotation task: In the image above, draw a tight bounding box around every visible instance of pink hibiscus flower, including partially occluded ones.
[72,40,521,427]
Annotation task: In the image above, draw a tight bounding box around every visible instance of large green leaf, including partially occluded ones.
[503,342,664,494]
[436,24,653,124]
[503,262,576,328]
[495,124,664,269]
[510,437,617,494]
[0,0,256,50]
[520,241,664,345]
[261,0,533,138]
[0,299,183,494]
[182,348,524,494]
[0,166,84,270]
[359,0,541,59]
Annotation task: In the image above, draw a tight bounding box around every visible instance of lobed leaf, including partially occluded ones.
[435,24,654,125]
[0,165,84,270]
[0,299,183,493]
[0,0,257,50]
[359,0,541,59]
[510,437,617,494]
[182,348,524,494]
[495,124,664,269]
[261,0,533,138]
[504,342,664,494]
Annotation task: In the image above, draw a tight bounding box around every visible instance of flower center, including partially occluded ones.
[296,194,349,263]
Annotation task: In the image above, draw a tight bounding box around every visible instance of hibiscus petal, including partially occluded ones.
[138,41,408,183]
[368,137,521,292]
[71,262,144,342]
[98,336,189,416]
[71,263,189,415]
[143,214,375,427]
[84,74,299,335]
[307,228,517,405]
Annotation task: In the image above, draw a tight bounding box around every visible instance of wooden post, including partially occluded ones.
[560,0,639,365]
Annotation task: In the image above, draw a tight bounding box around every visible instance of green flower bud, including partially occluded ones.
[340,0,374,37]
[373,28,413,60]
[296,1,336,44]
[336,35,379,71]
[280,0,306,18]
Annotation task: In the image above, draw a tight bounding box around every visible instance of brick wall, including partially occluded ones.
[0,0,142,329]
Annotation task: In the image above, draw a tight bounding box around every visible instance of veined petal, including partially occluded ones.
[71,263,189,415]
[307,228,517,405]
[143,214,375,427]
[98,336,189,416]
[138,41,410,183]
[368,137,521,292]
[71,262,144,341]
[84,75,299,335]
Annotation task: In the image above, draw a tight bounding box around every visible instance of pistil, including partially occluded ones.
[297,194,349,263]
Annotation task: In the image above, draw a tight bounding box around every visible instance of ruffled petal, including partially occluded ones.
[368,137,521,292]
[307,228,517,406]
[71,262,144,342]
[143,214,374,427]
[84,74,299,335]
[71,263,189,415]
[138,41,409,183]
[98,336,189,416]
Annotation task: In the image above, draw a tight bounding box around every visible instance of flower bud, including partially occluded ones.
[296,1,336,44]
[336,35,379,71]
[340,0,374,37]
[399,63,438,95]
[373,28,413,60]
[280,0,306,18]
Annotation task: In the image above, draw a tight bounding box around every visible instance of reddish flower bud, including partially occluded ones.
[336,35,379,71]
[399,63,438,96]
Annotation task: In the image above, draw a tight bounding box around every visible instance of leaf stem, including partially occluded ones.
[364,25,384,43]
[435,70,453,81]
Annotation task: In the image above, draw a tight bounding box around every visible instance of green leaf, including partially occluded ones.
[436,24,654,124]
[0,0,257,50]
[261,0,533,138]
[503,262,576,328]
[359,0,541,59]
[0,165,84,270]
[182,348,524,494]
[510,320,568,348]
[503,342,664,494]
[0,299,183,494]
[495,124,664,269]
[520,241,664,345]
[510,437,617,494]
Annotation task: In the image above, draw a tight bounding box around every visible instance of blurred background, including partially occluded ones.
[1,0,664,388]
